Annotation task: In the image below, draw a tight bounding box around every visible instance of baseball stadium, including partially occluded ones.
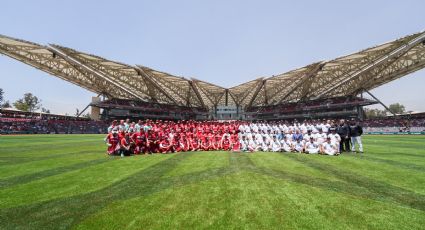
[0,1,424,229]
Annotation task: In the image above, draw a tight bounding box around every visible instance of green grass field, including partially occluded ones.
[0,135,424,229]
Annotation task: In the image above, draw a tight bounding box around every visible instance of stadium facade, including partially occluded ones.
[1,31,425,120]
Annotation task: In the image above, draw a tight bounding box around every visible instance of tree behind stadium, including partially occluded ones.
[13,93,42,112]
[389,103,406,114]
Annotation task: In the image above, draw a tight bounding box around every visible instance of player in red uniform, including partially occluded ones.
[180,137,190,152]
[211,135,220,150]
[119,134,132,157]
[221,135,231,151]
[200,137,211,151]
[132,130,146,154]
[159,137,172,153]
[105,130,120,155]
[172,137,182,152]
[231,133,241,152]
[190,137,200,151]
[146,130,159,154]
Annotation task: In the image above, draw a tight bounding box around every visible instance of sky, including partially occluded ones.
[0,0,424,115]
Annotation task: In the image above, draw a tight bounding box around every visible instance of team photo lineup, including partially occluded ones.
[1,1,425,229]
[105,119,363,156]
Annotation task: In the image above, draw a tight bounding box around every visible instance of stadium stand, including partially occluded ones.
[92,98,209,121]
[363,112,425,133]
[0,108,107,134]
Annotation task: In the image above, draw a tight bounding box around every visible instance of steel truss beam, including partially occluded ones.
[314,32,425,99]
[1,31,425,114]
[135,66,180,105]
[48,45,148,101]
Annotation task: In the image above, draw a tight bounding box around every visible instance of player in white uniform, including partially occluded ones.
[247,138,257,152]
[280,136,292,152]
[327,128,341,153]
[240,136,248,152]
[321,137,339,156]
[260,136,269,152]
[322,120,331,134]
[292,139,304,153]
[315,128,327,146]
[305,137,320,154]
[270,136,281,152]
[303,129,314,144]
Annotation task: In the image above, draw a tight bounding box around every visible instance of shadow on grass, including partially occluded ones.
[350,155,425,172]
[368,151,425,159]
[0,150,99,166]
[0,158,110,189]
[0,153,236,229]
[1,152,423,229]
[276,154,425,212]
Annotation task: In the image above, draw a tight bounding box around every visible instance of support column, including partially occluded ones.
[364,90,395,116]
[90,96,101,121]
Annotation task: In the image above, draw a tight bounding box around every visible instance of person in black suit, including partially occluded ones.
[337,119,350,152]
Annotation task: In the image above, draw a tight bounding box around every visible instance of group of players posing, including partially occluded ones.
[105,119,241,156]
[238,126,341,155]
[104,119,352,157]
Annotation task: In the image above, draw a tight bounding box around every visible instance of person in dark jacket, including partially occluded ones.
[349,119,363,153]
[337,119,350,152]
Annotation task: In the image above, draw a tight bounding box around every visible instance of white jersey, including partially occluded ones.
[261,142,269,151]
[323,142,337,155]
[271,140,281,152]
[305,141,320,154]
[240,139,248,151]
[294,142,304,152]
[248,139,257,151]
[255,138,263,146]
[245,133,253,141]
[255,133,263,142]
[134,124,142,132]
[251,124,258,133]
[303,133,314,142]
[316,133,327,144]
[322,123,331,133]
[327,133,341,145]
[280,139,292,152]
[285,133,292,140]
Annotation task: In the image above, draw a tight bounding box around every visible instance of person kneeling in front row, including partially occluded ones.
[305,137,320,154]
[321,137,339,156]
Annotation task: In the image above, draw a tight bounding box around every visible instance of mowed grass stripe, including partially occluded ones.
[0,158,110,189]
[164,151,229,178]
[0,152,103,180]
[349,155,425,171]
[280,154,425,210]
[77,167,424,229]
[0,140,104,156]
[0,134,423,229]
[248,152,342,181]
[0,154,173,209]
[282,153,425,195]
[0,149,100,166]
[363,135,425,142]
[0,135,103,147]
[0,153,204,229]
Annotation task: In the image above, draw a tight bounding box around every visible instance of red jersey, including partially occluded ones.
[106,133,120,154]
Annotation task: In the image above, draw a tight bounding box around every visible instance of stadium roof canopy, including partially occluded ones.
[1,30,425,111]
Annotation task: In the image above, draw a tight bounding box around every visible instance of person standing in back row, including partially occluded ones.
[337,119,350,152]
[349,119,363,153]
